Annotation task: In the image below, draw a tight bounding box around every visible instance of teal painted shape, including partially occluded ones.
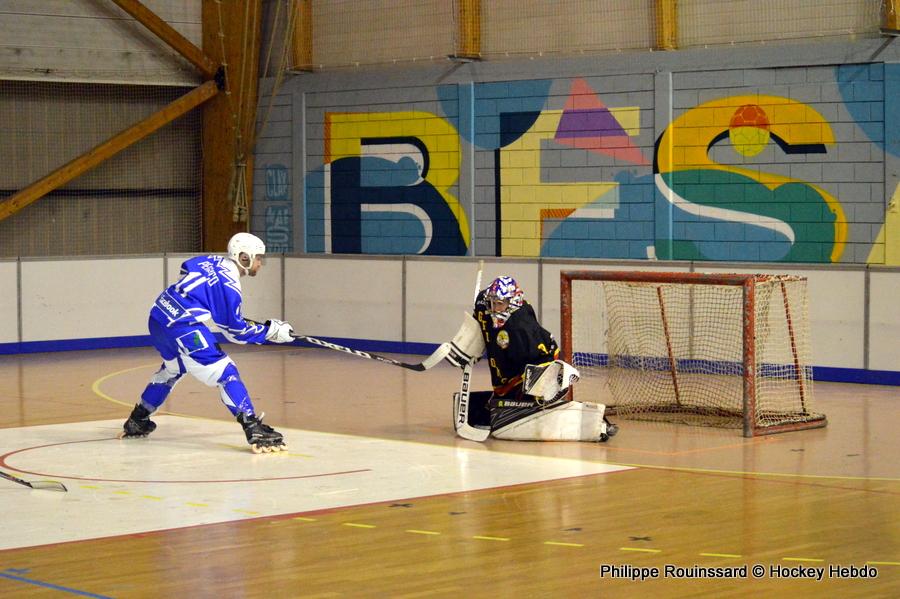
[660,169,837,262]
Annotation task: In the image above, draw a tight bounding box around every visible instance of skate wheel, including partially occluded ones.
[251,444,263,454]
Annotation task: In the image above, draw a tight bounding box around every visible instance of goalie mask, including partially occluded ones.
[227,232,266,275]
[485,276,524,328]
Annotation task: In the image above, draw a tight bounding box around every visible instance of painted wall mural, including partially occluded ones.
[308,111,469,255]
[655,96,845,262]
[303,63,898,264]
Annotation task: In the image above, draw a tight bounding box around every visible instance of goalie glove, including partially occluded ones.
[523,360,580,404]
[265,319,294,343]
[443,312,486,369]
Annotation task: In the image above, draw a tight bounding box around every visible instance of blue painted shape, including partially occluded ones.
[330,157,466,255]
[264,164,290,200]
[265,204,292,253]
[437,79,552,149]
[883,63,900,157]
[499,112,542,147]
[360,156,421,187]
[361,211,426,254]
[541,171,655,259]
[836,64,888,153]
[304,168,326,251]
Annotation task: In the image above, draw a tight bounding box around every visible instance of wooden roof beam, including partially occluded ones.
[109,0,218,78]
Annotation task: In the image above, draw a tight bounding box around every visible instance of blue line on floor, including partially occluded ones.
[1,570,114,598]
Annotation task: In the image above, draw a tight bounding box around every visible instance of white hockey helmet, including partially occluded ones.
[227,232,266,273]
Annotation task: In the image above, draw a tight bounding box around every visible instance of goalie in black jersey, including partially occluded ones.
[446,275,617,442]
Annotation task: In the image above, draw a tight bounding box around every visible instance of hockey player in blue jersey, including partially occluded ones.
[120,232,295,453]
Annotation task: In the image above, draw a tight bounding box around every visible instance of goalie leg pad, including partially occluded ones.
[491,401,609,441]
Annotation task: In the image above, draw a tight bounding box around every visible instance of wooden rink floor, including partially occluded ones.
[1,344,898,598]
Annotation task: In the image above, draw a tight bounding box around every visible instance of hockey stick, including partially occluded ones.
[0,469,68,492]
[291,334,451,372]
[454,260,490,442]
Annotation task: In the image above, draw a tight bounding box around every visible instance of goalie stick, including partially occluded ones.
[291,334,451,372]
[454,260,490,442]
[0,469,68,492]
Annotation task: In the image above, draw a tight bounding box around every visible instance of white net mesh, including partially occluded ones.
[310,0,456,68]
[568,273,824,434]
[480,0,655,58]
[678,0,880,47]
[0,80,201,257]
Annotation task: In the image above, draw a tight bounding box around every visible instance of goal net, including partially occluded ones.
[560,270,826,437]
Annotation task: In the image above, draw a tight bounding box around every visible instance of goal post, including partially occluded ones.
[560,270,826,437]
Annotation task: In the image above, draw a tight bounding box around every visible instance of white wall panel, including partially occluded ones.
[284,257,402,340]
[869,270,900,372]
[406,259,538,344]
[21,258,162,341]
[700,266,865,369]
[0,261,18,343]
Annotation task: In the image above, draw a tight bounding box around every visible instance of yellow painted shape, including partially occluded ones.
[608,107,641,136]
[293,516,318,522]
[656,95,846,262]
[657,95,835,175]
[343,522,376,529]
[868,182,900,265]
[327,111,469,249]
[501,110,618,256]
[406,529,441,536]
[620,547,661,553]
[140,495,163,501]
[473,535,510,542]
[699,552,742,558]
[186,502,209,508]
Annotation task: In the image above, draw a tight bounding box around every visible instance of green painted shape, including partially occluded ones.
[661,169,837,262]
[655,239,703,260]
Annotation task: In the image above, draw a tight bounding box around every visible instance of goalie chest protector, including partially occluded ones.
[474,300,558,389]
